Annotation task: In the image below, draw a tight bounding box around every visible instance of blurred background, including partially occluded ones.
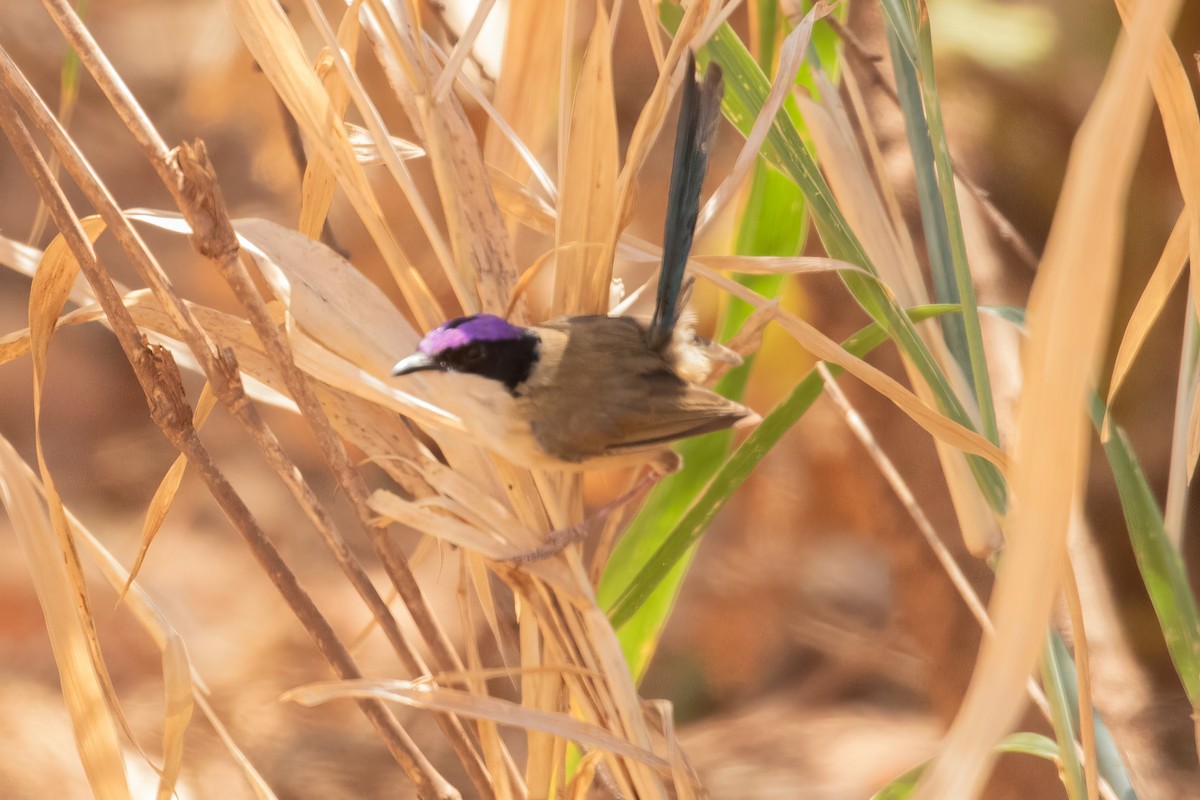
[1,1,1198,797]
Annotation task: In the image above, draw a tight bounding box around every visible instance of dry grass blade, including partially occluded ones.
[1,229,118,306]
[225,0,445,328]
[633,0,666,68]
[815,369,1121,797]
[298,0,366,240]
[57,468,275,800]
[284,678,678,774]
[1187,333,1200,476]
[797,86,925,305]
[1112,0,1200,326]
[67,515,195,800]
[799,70,1003,557]
[193,694,278,800]
[425,34,558,205]
[0,300,113,367]
[3,44,457,796]
[484,0,563,193]
[816,363,993,633]
[696,2,824,234]
[118,382,218,602]
[602,0,712,272]
[553,3,618,316]
[1106,209,1189,418]
[0,435,130,800]
[27,214,156,780]
[694,264,1009,471]
[5,23,488,799]
[1062,554,1100,800]
[456,559,520,799]
[354,0,519,316]
[0,231,43,273]
[914,0,1181,795]
[690,253,873,276]
[369,488,529,559]
[124,210,460,431]
[432,0,498,102]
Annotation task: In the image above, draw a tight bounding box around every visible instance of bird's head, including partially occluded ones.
[391,314,540,393]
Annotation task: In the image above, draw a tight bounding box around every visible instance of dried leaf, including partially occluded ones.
[27,217,153,785]
[298,0,366,239]
[283,678,674,772]
[484,0,564,194]
[915,0,1178,793]
[1106,209,1189,412]
[693,264,1009,472]
[0,435,130,800]
[63,472,275,800]
[119,382,218,602]
[553,4,618,316]
[1113,0,1200,326]
[225,0,444,328]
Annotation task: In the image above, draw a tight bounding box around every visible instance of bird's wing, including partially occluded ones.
[528,365,749,461]
[595,381,751,456]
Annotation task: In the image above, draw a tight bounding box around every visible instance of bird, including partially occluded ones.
[392,54,756,480]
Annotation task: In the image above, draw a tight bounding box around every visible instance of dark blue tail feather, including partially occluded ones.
[648,53,724,352]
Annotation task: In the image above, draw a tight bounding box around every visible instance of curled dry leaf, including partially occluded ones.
[0,435,131,800]
[119,382,219,603]
[59,459,277,800]
[1106,210,1189,417]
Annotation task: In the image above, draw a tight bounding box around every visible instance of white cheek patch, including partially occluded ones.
[431,373,550,468]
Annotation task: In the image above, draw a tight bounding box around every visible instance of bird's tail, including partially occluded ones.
[647,52,724,352]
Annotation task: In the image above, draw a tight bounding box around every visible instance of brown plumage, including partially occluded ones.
[519,316,753,469]
[391,54,750,474]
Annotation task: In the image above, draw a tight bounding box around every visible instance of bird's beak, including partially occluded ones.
[391,352,443,376]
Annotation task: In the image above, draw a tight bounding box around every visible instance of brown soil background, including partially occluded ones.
[1,1,1198,797]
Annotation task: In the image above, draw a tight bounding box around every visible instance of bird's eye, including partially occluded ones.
[462,343,484,363]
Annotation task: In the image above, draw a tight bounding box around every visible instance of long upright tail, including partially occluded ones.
[647,52,724,352]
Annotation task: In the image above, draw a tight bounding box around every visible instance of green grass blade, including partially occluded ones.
[1041,632,1088,800]
[597,166,806,680]
[1047,634,1139,800]
[884,25,969,377]
[913,9,1000,445]
[878,0,919,65]
[606,303,965,629]
[663,3,1007,512]
[1091,394,1200,705]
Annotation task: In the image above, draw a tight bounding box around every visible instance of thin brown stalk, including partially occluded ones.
[0,85,454,800]
[10,1,487,786]
[176,145,493,795]
[21,1,492,789]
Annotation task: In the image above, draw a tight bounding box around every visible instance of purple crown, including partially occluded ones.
[418,314,526,356]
